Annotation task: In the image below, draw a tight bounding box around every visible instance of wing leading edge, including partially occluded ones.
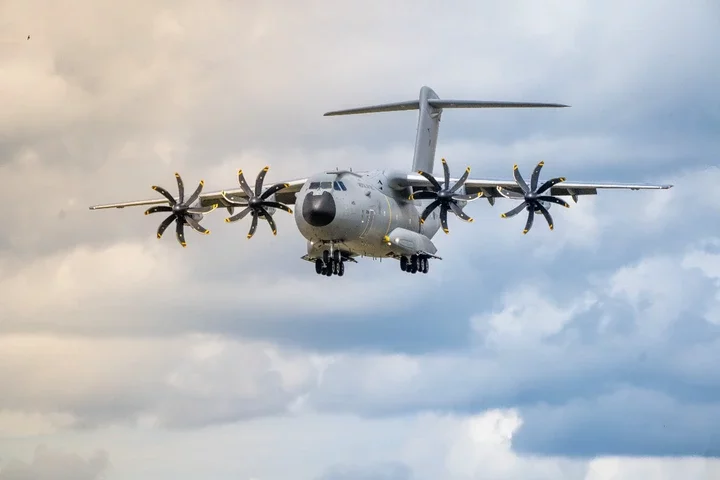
[403,173,672,202]
[88,178,308,210]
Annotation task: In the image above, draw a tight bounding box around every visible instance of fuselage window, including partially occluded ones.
[333,181,341,191]
[320,181,332,189]
[338,181,347,191]
[309,182,321,189]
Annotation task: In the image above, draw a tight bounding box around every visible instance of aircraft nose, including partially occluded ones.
[302,191,336,227]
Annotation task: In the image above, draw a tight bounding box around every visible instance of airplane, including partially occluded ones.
[89,86,673,277]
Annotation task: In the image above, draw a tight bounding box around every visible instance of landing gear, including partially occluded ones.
[399,254,429,274]
[316,249,345,277]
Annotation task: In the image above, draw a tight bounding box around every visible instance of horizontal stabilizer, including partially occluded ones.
[324,100,419,116]
[428,99,569,109]
[324,99,568,116]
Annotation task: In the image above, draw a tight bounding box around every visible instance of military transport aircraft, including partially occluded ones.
[89,86,672,277]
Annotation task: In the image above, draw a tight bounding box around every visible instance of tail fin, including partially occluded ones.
[324,86,568,175]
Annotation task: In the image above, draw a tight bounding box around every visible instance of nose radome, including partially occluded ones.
[302,191,336,227]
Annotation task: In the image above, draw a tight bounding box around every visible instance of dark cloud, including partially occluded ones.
[317,462,414,480]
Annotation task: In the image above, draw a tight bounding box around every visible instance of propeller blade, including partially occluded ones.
[226,207,252,223]
[185,215,210,235]
[258,206,277,235]
[523,208,535,234]
[157,214,175,238]
[497,186,524,199]
[451,192,483,202]
[512,165,530,194]
[260,182,290,200]
[255,166,269,196]
[185,180,204,206]
[409,190,437,200]
[449,201,473,222]
[500,202,528,219]
[145,205,173,215]
[175,173,185,204]
[417,170,442,191]
[419,199,441,224]
[152,185,177,205]
[536,195,570,208]
[186,204,218,215]
[260,201,293,214]
[530,161,544,191]
[236,169,254,197]
[536,176,566,195]
[175,218,187,247]
[441,158,450,190]
[535,201,554,230]
[440,203,449,233]
[448,166,471,194]
[247,212,259,239]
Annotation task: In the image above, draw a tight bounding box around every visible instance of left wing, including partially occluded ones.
[404,173,672,205]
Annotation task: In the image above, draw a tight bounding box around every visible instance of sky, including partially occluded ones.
[1,0,720,478]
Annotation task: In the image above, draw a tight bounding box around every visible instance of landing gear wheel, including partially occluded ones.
[422,257,429,274]
[315,259,323,274]
[338,262,345,276]
[400,256,408,271]
[332,260,339,275]
[323,250,330,265]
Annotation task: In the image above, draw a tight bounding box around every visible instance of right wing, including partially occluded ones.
[89,177,308,211]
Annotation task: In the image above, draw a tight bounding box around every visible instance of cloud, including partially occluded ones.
[0,445,110,480]
[1,0,718,477]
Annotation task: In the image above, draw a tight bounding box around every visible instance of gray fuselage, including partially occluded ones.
[292,170,454,261]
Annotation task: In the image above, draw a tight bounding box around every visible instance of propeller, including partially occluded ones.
[144,173,218,247]
[410,158,483,233]
[221,166,293,239]
[497,161,570,234]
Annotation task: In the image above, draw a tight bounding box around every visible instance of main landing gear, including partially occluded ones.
[315,249,345,277]
[400,254,429,274]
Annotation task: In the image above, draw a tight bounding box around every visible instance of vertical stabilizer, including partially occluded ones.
[412,86,441,175]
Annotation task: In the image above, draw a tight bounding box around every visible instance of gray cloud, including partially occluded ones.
[1,0,719,476]
[0,445,110,480]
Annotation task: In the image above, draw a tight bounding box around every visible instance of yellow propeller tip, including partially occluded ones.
[205,230,211,235]
[549,225,554,230]
[468,218,474,222]
[441,158,446,162]
[523,230,528,234]
[199,180,204,185]
[443,228,449,234]
[539,161,544,166]
[156,234,162,238]
[263,166,269,171]
[224,218,231,223]
[288,209,293,214]
[501,214,507,218]
[513,164,519,170]
[466,167,471,172]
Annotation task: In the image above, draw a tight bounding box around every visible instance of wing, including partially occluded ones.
[403,174,672,203]
[89,177,307,210]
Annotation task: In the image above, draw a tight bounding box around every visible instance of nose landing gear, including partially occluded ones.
[399,254,429,274]
[315,249,345,277]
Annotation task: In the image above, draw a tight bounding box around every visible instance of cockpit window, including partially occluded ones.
[309,181,345,191]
